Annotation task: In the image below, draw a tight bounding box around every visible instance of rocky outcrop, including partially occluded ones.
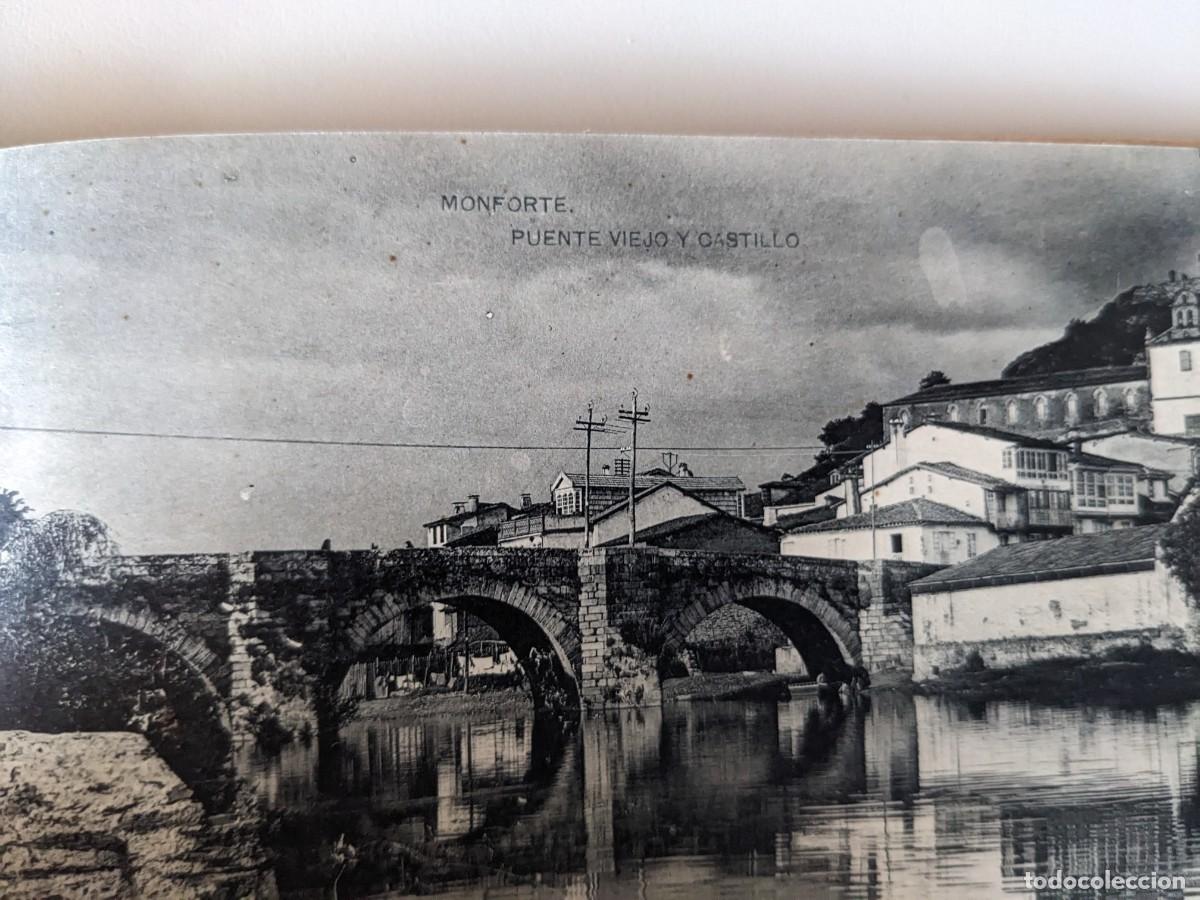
[0,731,276,898]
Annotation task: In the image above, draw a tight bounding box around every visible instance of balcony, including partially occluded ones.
[1028,508,1074,529]
[988,510,1027,531]
[497,514,583,542]
[1071,499,1140,517]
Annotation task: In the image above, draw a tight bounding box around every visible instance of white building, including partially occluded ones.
[1147,287,1200,436]
[909,524,1195,679]
[848,420,1171,539]
[1082,430,1199,494]
[782,498,1000,564]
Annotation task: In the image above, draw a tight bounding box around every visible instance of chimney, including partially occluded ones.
[1065,429,1082,459]
[1170,270,1177,282]
[453,502,465,514]
[521,492,532,509]
[466,494,479,513]
[844,472,862,515]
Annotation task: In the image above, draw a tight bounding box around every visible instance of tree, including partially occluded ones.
[0,510,237,811]
[1161,489,1200,602]
[0,488,31,546]
[919,370,952,391]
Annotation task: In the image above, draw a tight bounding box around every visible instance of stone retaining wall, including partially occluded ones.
[0,731,276,898]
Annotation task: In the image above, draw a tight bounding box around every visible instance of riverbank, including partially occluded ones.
[663,671,795,702]
[915,646,1200,706]
[353,686,533,720]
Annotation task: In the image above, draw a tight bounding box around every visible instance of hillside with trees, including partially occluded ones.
[1001,278,1187,378]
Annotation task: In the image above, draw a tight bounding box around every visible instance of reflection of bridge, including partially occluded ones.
[241,693,1200,896]
[37,546,935,742]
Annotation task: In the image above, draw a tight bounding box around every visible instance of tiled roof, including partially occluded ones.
[1148,324,1200,345]
[879,461,1015,490]
[909,524,1168,593]
[1071,450,1153,472]
[787,498,986,534]
[561,472,745,492]
[916,419,1066,449]
[885,365,1148,406]
[590,480,728,525]
[422,502,516,529]
[596,511,776,548]
[775,503,841,530]
[444,525,500,547]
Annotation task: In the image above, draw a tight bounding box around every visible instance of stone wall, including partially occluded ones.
[911,564,1196,679]
[857,560,944,675]
[0,731,276,898]
[37,545,896,724]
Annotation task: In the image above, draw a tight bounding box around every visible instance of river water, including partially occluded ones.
[245,692,1200,898]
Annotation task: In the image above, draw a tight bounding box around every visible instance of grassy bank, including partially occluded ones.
[915,646,1200,706]
[354,686,533,720]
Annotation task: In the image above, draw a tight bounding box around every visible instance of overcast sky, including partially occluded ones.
[2,134,1198,553]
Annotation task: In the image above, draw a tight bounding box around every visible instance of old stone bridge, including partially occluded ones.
[43,546,935,742]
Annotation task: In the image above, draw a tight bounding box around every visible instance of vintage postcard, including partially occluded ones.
[2,133,1199,898]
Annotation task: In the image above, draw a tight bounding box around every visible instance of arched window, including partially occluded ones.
[977,403,989,425]
[1034,396,1049,422]
[946,403,959,422]
[1066,392,1079,423]
[1006,400,1020,425]
[1093,388,1108,418]
[899,410,911,430]
[1124,387,1138,413]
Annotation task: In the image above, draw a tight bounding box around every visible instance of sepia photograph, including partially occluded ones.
[2,132,1200,897]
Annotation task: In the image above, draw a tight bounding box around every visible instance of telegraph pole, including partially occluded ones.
[574,402,623,548]
[618,390,651,546]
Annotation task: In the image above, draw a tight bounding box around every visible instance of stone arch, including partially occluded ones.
[343,581,581,706]
[660,578,861,679]
[52,597,233,735]
[9,596,240,811]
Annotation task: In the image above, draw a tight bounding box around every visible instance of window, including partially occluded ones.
[1015,449,1068,480]
[1006,400,1019,424]
[1109,473,1135,503]
[1093,389,1108,418]
[1066,392,1079,423]
[899,410,911,430]
[1186,415,1200,436]
[1182,350,1193,372]
[967,533,977,558]
[1078,472,1134,508]
[1034,396,1049,422]
[1124,388,1138,413]
[977,404,989,425]
[947,404,959,422]
[907,474,915,496]
[890,534,903,554]
[1002,449,1014,469]
[555,488,583,515]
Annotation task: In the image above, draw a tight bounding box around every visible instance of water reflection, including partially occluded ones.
[244,694,1200,898]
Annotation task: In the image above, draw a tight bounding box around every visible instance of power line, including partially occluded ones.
[0,422,872,453]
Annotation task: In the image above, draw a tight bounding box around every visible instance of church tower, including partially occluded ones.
[1147,275,1200,435]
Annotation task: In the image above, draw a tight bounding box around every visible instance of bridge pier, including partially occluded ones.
[577,549,662,710]
[857,561,942,677]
